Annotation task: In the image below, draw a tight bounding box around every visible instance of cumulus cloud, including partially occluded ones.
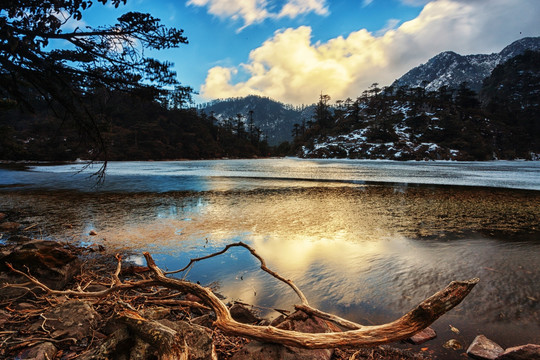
[278,0,329,18]
[187,0,328,29]
[200,0,540,104]
[187,0,270,28]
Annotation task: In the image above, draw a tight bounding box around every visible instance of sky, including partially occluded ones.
[81,0,540,105]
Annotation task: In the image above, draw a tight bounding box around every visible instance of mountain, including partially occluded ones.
[197,37,540,159]
[199,95,313,145]
[393,37,540,92]
[296,50,540,161]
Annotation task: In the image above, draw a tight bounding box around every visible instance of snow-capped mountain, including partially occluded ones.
[299,48,540,161]
[393,37,540,92]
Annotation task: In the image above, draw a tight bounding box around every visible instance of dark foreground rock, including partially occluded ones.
[467,335,504,360]
[0,238,82,301]
[31,300,100,340]
[496,344,540,359]
[408,327,437,345]
[231,310,341,360]
[16,342,57,360]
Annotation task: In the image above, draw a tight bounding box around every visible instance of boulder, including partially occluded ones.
[408,327,437,345]
[36,300,100,340]
[496,344,540,359]
[16,342,57,360]
[159,319,217,360]
[0,239,80,293]
[231,310,340,360]
[142,306,170,320]
[466,335,504,360]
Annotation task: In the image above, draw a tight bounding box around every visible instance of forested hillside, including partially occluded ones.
[199,95,313,145]
[0,88,270,161]
[291,51,540,160]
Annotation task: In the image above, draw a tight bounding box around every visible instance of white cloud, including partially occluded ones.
[278,0,329,18]
[187,0,328,29]
[375,18,401,36]
[187,0,270,28]
[200,0,540,104]
[362,0,374,7]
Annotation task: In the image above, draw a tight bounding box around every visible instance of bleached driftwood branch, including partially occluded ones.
[7,241,479,350]
[146,242,478,348]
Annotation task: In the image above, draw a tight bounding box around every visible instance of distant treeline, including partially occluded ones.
[0,88,271,161]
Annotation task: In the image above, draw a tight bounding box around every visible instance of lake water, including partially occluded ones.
[1,159,539,358]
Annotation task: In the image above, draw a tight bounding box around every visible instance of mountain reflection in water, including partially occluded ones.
[0,159,539,357]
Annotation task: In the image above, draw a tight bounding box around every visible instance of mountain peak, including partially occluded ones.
[393,36,540,92]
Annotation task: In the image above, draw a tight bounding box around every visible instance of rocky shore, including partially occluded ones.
[1,213,539,359]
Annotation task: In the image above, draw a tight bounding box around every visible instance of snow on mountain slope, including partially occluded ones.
[393,37,540,92]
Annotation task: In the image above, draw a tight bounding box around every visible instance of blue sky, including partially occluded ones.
[80,0,540,105]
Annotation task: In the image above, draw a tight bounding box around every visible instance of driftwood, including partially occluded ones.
[6,241,479,352]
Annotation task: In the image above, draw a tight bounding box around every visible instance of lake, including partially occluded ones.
[1,158,539,358]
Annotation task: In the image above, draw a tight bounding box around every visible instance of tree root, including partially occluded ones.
[5,241,479,352]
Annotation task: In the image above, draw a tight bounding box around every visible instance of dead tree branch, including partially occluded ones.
[144,250,479,349]
[6,241,479,350]
[165,242,309,306]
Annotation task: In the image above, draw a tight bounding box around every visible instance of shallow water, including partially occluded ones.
[1,159,539,358]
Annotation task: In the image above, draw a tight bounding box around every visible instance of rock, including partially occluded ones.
[443,339,463,350]
[231,310,339,360]
[89,230,98,236]
[408,327,437,345]
[496,344,540,359]
[37,300,100,340]
[159,319,217,360]
[0,213,6,221]
[16,342,57,360]
[142,306,170,320]
[467,335,504,359]
[230,303,261,324]
[0,239,80,293]
[275,310,341,333]
[0,222,21,231]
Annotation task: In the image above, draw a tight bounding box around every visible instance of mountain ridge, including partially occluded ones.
[198,37,540,160]
[392,37,540,92]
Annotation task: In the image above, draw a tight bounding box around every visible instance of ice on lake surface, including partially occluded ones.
[1,158,539,358]
[1,158,539,191]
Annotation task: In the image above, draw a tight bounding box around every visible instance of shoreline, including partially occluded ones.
[1,230,538,359]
